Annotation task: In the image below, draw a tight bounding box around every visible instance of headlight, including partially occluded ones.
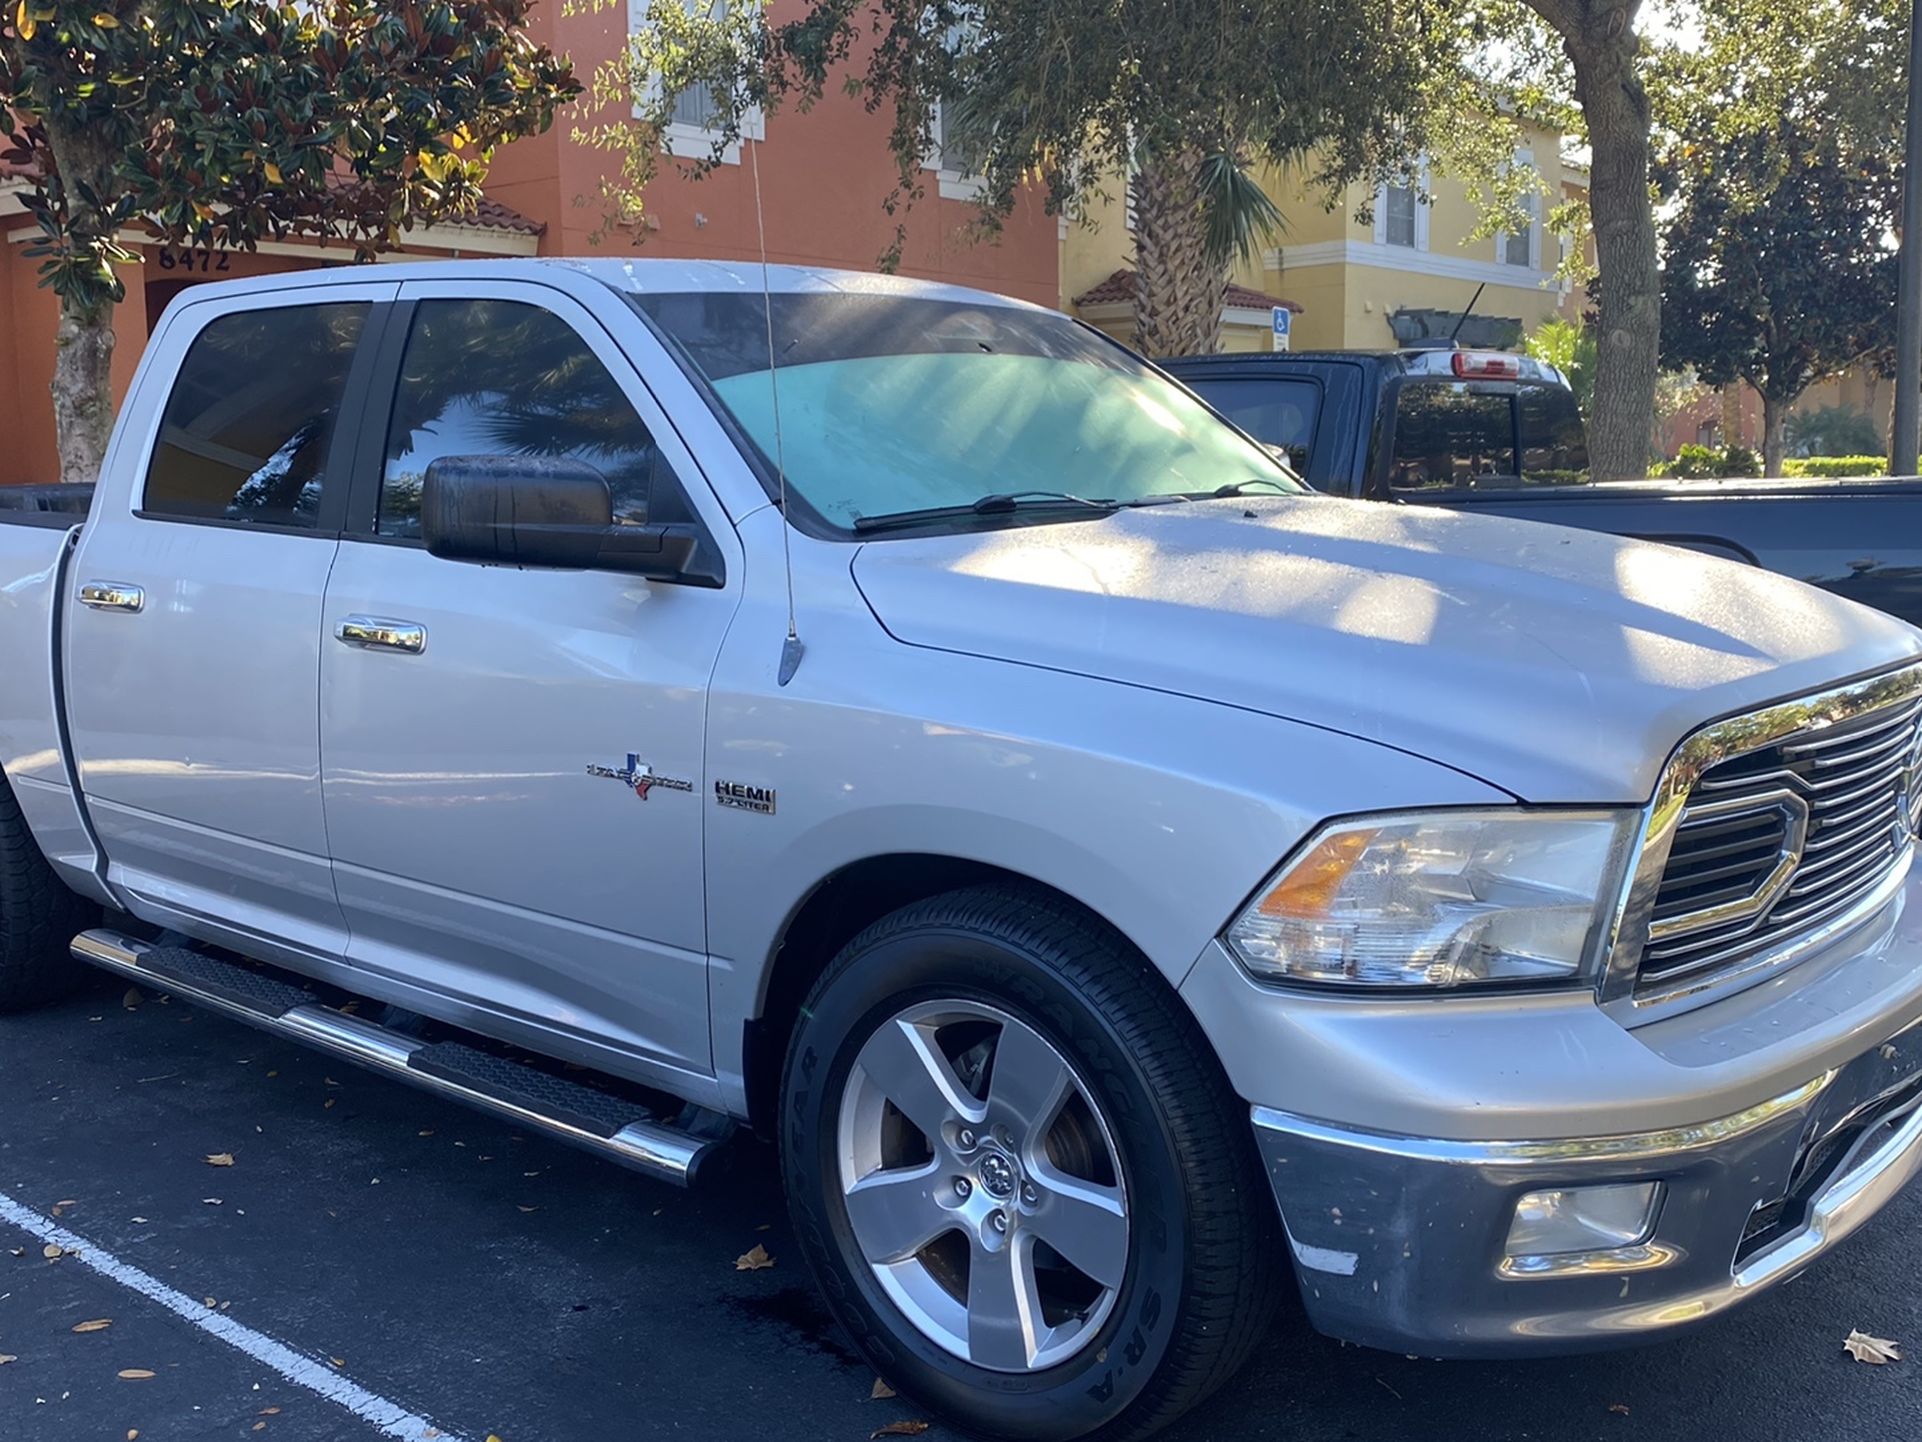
[1225,809,1638,989]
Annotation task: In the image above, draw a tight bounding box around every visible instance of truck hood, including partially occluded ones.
[849,496,1922,803]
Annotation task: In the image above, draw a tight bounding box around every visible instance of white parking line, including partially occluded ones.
[0,1189,468,1442]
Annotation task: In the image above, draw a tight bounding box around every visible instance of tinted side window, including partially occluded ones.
[1519,384,1590,484]
[379,299,683,539]
[1389,385,1516,490]
[144,303,367,527]
[1186,377,1322,471]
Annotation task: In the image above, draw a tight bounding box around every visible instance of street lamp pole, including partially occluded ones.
[1894,0,1922,475]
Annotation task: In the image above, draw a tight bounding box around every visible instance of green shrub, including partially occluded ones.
[1780,455,1889,478]
[1665,443,1762,478]
[1670,443,1722,478]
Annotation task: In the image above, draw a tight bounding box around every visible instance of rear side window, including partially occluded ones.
[377,299,686,540]
[1184,377,1322,471]
[1519,384,1590,484]
[1390,385,1516,490]
[144,303,367,527]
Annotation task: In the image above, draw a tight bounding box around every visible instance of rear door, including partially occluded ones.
[63,283,395,963]
[317,278,741,1080]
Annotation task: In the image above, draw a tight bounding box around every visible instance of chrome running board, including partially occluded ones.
[71,928,722,1186]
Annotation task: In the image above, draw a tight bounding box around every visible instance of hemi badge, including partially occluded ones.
[715,780,776,815]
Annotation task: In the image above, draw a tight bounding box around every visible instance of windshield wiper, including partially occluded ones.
[1201,478,1297,499]
[852,491,1121,534]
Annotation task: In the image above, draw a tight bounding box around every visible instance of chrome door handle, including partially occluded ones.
[78,581,144,613]
[335,616,427,655]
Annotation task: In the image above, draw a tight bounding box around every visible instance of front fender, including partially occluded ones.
[701,599,1510,1101]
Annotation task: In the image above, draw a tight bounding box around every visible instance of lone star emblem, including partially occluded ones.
[586,753,694,801]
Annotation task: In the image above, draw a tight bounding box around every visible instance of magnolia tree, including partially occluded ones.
[1,1,578,484]
[583,0,1530,358]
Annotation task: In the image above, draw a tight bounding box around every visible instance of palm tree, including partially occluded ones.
[1130,149,1285,358]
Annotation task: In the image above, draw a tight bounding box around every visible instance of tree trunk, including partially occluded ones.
[38,113,123,486]
[52,295,117,487]
[1761,393,1786,476]
[1532,1,1659,481]
[1130,150,1224,358]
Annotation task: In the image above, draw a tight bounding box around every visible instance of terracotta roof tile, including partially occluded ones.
[446,196,544,236]
[1073,267,1301,314]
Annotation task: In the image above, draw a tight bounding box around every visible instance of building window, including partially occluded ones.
[925,21,987,201]
[1375,166,1429,251]
[1382,184,1419,248]
[1500,154,1542,270]
[629,0,764,165]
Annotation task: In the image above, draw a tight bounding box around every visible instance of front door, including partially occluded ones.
[64,283,396,961]
[317,280,740,1078]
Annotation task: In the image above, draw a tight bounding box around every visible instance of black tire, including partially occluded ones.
[0,773,93,1012]
[780,884,1281,1442]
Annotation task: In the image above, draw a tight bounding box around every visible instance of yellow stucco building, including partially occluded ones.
[1062,123,1585,355]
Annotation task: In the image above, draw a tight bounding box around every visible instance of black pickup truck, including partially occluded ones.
[1164,348,1922,627]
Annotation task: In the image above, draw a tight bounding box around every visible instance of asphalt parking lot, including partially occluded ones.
[1,969,1917,1442]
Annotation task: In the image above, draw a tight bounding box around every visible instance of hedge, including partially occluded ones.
[1779,455,1890,478]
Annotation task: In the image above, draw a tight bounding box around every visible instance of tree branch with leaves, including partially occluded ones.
[1,0,579,484]
[584,0,1523,357]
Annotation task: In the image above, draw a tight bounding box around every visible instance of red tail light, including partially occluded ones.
[1452,352,1521,379]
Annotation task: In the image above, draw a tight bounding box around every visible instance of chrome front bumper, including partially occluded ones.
[1251,1018,1922,1356]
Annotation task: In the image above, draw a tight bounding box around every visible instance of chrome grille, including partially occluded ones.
[1636,682,1922,994]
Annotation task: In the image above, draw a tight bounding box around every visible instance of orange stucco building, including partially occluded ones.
[0,0,1058,486]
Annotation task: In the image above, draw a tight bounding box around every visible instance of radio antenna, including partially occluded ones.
[1447,282,1486,347]
[749,132,805,686]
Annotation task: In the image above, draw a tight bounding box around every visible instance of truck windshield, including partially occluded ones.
[628,291,1302,532]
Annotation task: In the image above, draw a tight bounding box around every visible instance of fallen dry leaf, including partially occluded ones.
[870,1379,896,1400]
[122,987,142,1010]
[42,1244,63,1261]
[329,1358,345,1369]
[205,1153,235,1168]
[423,1430,440,1440]
[1608,1403,1630,1416]
[117,1369,155,1380]
[204,1297,217,1308]
[56,1199,75,1207]
[324,1099,336,1110]
[0,1354,17,1365]
[71,1319,112,1334]
[870,1424,930,1439]
[487,1435,505,1442]
[128,1432,138,1440]
[7,1247,21,1257]
[735,1243,775,1272]
[259,1408,280,1417]
[1843,1329,1903,1365]
[252,1424,266,1433]
[202,1198,223,1206]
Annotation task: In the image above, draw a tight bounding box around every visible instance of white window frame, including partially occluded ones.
[920,14,987,200]
[628,0,765,167]
[925,98,988,201]
[1374,164,1430,252]
[1497,150,1543,272]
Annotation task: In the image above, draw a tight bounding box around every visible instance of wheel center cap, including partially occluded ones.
[978,1150,1016,1199]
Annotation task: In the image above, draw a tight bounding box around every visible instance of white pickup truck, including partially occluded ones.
[4,260,1922,1441]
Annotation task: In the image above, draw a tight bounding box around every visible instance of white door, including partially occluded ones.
[318,280,741,1080]
[64,284,397,962]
